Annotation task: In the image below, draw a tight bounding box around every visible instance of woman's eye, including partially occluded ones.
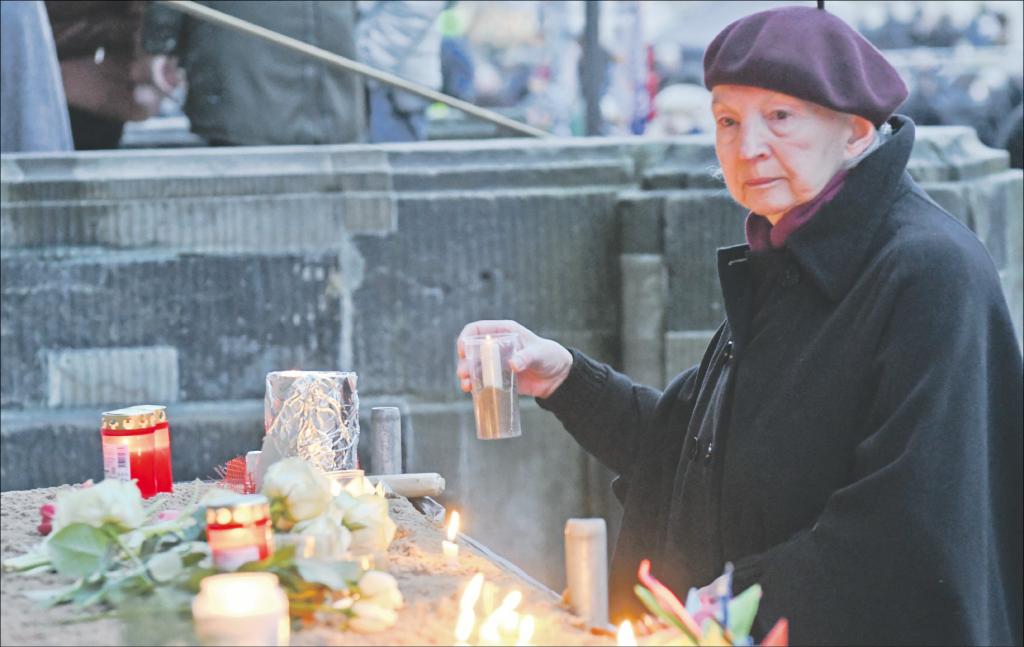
[771,110,790,120]
[717,116,736,127]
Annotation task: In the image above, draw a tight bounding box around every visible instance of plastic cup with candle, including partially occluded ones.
[443,510,460,566]
[463,333,522,440]
[192,572,289,646]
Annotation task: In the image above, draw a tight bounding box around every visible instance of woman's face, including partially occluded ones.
[711,85,872,222]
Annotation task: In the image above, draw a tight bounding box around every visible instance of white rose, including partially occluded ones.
[261,458,333,524]
[292,513,352,558]
[357,571,403,610]
[51,479,145,533]
[348,600,398,633]
[344,496,396,553]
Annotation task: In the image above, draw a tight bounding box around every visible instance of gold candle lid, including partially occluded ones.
[130,404,167,424]
[205,494,271,527]
[101,407,155,430]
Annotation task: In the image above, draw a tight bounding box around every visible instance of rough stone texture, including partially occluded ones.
[662,189,748,331]
[0,251,345,408]
[2,128,1020,590]
[664,330,718,380]
[620,254,667,388]
[46,346,179,407]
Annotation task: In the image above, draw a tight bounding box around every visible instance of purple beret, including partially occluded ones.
[703,6,908,127]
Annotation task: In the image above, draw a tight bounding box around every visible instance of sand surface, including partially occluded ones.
[1,482,615,646]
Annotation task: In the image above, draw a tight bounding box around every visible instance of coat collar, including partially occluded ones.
[717,114,916,304]
[784,115,916,301]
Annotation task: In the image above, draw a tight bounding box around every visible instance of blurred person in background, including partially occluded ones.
[356,0,444,143]
[45,1,175,150]
[645,83,714,136]
[0,0,73,152]
[143,1,364,146]
[439,2,476,104]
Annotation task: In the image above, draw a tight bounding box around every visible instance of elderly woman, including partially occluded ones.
[457,6,1022,646]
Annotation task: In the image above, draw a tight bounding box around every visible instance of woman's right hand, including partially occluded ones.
[456,320,573,399]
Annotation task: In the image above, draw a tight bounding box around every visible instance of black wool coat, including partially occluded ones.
[539,116,1023,646]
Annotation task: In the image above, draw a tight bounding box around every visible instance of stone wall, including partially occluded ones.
[1,127,1020,589]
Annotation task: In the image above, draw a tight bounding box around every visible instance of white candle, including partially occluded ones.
[443,510,460,566]
[479,336,503,389]
[564,518,609,629]
[192,572,289,646]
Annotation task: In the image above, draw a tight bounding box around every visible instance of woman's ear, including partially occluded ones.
[846,115,876,158]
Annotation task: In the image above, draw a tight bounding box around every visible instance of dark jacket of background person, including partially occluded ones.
[143,1,365,146]
[539,116,1023,645]
[45,0,155,149]
[0,0,73,153]
[356,0,444,143]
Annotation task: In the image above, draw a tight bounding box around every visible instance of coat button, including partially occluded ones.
[704,441,714,461]
[689,437,699,460]
[781,264,801,287]
[723,340,734,361]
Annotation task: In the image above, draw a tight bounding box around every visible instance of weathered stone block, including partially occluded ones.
[0,252,346,408]
[617,191,663,254]
[47,346,178,408]
[620,254,666,388]
[665,330,717,379]
[662,190,747,330]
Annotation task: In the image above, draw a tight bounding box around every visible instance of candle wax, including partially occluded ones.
[479,336,504,389]
[443,540,459,566]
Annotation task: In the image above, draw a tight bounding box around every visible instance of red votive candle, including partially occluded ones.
[140,405,174,493]
[206,495,274,571]
[101,408,157,498]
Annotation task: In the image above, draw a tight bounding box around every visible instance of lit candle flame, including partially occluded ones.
[479,590,523,643]
[455,574,484,645]
[516,615,535,646]
[460,573,484,612]
[448,510,460,542]
[454,609,475,644]
[617,620,637,646]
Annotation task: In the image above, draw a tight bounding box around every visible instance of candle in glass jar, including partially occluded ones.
[206,495,274,571]
[442,510,460,566]
[101,408,157,498]
[192,572,289,646]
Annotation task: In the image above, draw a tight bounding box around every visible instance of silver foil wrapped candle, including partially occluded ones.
[263,370,360,472]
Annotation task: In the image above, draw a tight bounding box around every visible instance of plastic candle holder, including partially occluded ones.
[463,333,522,440]
[206,494,274,571]
[101,407,158,498]
[192,572,289,646]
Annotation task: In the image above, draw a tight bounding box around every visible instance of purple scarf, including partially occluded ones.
[745,169,850,252]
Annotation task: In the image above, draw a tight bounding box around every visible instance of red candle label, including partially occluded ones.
[103,443,131,481]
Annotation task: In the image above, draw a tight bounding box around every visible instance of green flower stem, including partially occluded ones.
[104,529,153,585]
[2,552,51,573]
[287,601,351,616]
